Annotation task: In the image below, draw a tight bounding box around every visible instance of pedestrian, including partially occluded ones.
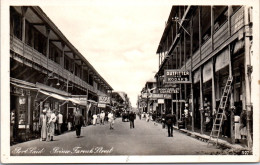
[129,111,135,129]
[184,104,189,129]
[46,108,56,141]
[234,115,241,143]
[74,108,84,138]
[146,113,150,122]
[108,112,115,129]
[67,113,73,131]
[57,111,63,135]
[100,111,105,125]
[165,113,176,137]
[93,113,97,125]
[39,108,48,141]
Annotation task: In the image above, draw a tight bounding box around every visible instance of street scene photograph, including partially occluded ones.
[1,0,259,163]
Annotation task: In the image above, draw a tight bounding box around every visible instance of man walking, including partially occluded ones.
[108,112,115,129]
[100,111,105,125]
[74,108,84,138]
[57,111,63,135]
[129,111,135,129]
[165,112,176,137]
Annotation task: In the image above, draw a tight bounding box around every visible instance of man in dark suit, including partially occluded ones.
[165,113,176,137]
[129,111,135,129]
[74,108,84,138]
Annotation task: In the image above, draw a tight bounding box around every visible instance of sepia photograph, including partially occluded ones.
[1,0,259,163]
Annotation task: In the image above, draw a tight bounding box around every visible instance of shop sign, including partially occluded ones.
[164,70,191,84]
[11,86,30,96]
[149,93,171,99]
[19,96,26,105]
[172,100,186,103]
[98,103,106,108]
[98,96,110,104]
[158,87,180,94]
[158,99,164,104]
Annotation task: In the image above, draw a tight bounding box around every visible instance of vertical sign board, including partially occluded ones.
[164,70,191,84]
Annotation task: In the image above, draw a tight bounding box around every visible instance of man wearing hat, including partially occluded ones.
[39,108,48,141]
[74,108,84,138]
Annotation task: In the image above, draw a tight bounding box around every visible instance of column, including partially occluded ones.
[211,6,214,51]
[244,6,252,148]
[46,26,50,67]
[227,6,235,144]
[190,15,195,132]
[199,6,202,61]
[61,42,65,68]
[21,7,28,43]
[211,58,216,117]
[199,67,204,134]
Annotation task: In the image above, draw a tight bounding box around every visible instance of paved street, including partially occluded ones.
[10,118,221,156]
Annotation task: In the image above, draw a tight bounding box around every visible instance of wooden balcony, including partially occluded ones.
[231,7,244,36]
[192,50,200,68]
[213,21,229,49]
[201,38,212,60]
[10,35,96,94]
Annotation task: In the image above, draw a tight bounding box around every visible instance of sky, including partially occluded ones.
[40,0,173,107]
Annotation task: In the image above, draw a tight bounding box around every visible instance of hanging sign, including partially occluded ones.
[98,96,111,104]
[149,93,172,99]
[172,100,186,103]
[164,69,191,84]
[158,99,164,104]
[158,87,180,94]
[98,103,106,108]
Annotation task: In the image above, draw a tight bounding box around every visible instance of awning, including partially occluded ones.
[39,90,68,100]
[68,98,81,105]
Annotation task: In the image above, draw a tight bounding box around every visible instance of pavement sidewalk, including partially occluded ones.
[151,120,250,152]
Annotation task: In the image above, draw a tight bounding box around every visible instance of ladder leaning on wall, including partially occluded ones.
[207,76,233,147]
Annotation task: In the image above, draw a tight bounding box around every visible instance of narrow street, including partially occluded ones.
[11,118,221,156]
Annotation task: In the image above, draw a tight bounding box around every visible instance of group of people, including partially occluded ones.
[92,111,116,130]
[39,107,84,140]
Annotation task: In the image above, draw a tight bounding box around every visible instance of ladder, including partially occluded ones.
[208,76,233,147]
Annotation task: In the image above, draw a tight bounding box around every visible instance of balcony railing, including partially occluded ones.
[180,7,245,72]
[231,7,244,36]
[10,35,98,94]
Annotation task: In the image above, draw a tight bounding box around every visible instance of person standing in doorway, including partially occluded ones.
[129,111,135,129]
[74,108,84,138]
[165,112,176,137]
[57,111,63,135]
[108,112,115,129]
[39,108,48,141]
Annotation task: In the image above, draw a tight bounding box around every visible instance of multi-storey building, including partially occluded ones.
[155,6,253,147]
[10,6,113,143]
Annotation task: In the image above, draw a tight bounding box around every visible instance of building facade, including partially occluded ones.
[155,6,253,147]
[10,6,113,143]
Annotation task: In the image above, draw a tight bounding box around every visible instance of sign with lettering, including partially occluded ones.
[158,99,164,104]
[149,93,172,99]
[172,100,186,103]
[164,70,191,84]
[98,96,111,104]
[98,103,106,108]
[158,87,180,94]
